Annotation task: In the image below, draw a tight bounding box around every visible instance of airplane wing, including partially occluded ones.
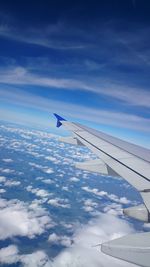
[53,113,150,267]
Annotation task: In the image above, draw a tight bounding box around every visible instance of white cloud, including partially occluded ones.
[27,150,42,158]
[20,250,52,267]
[60,222,74,231]
[0,245,52,267]
[0,189,6,193]
[0,245,19,265]
[109,195,131,204]
[83,206,94,212]
[82,186,131,205]
[5,180,21,187]
[83,199,98,212]
[36,176,44,180]
[0,178,22,190]
[42,179,54,184]
[103,203,123,216]
[69,177,80,182]
[0,198,54,240]
[52,213,136,267]
[0,176,6,183]
[44,168,54,174]
[29,162,54,174]
[45,156,59,164]
[48,233,60,243]
[26,185,50,198]
[48,198,70,208]
[48,233,72,247]
[62,186,69,191]
[2,158,13,163]
[0,168,15,174]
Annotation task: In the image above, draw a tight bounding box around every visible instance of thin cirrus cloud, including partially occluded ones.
[0,16,150,74]
[0,66,150,108]
[0,88,150,134]
[0,21,87,50]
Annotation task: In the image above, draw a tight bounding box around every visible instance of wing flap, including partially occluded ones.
[59,136,84,146]
[75,159,108,174]
[123,204,149,222]
[75,159,120,177]
[141,192,150,213]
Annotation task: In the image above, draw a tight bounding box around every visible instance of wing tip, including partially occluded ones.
[101,232,150,267]
[53,113,66,128]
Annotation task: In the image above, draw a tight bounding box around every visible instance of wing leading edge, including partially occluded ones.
[53,113,150,267]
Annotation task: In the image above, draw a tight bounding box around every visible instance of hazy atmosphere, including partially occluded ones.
[0,0,150,146]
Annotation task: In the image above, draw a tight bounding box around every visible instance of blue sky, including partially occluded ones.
[0,0,150,146]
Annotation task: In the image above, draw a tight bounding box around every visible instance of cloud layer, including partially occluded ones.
[0,213,136,267]
[52,213,136,267]
[0,198,54,240]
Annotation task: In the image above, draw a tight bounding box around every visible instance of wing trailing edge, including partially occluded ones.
[59,136,84,146]
[75,159,120,177]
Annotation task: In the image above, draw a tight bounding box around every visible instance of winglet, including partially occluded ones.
[53,113,66,128]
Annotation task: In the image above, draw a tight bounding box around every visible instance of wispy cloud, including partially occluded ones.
[1,13,150,68]
[1,88,150,134]
[0,66,150,108]
[0,21,86,50]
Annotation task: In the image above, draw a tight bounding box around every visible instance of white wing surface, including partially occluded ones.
[54,114,150,267]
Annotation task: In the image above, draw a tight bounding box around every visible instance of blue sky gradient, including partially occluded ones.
[0,0,150,146]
